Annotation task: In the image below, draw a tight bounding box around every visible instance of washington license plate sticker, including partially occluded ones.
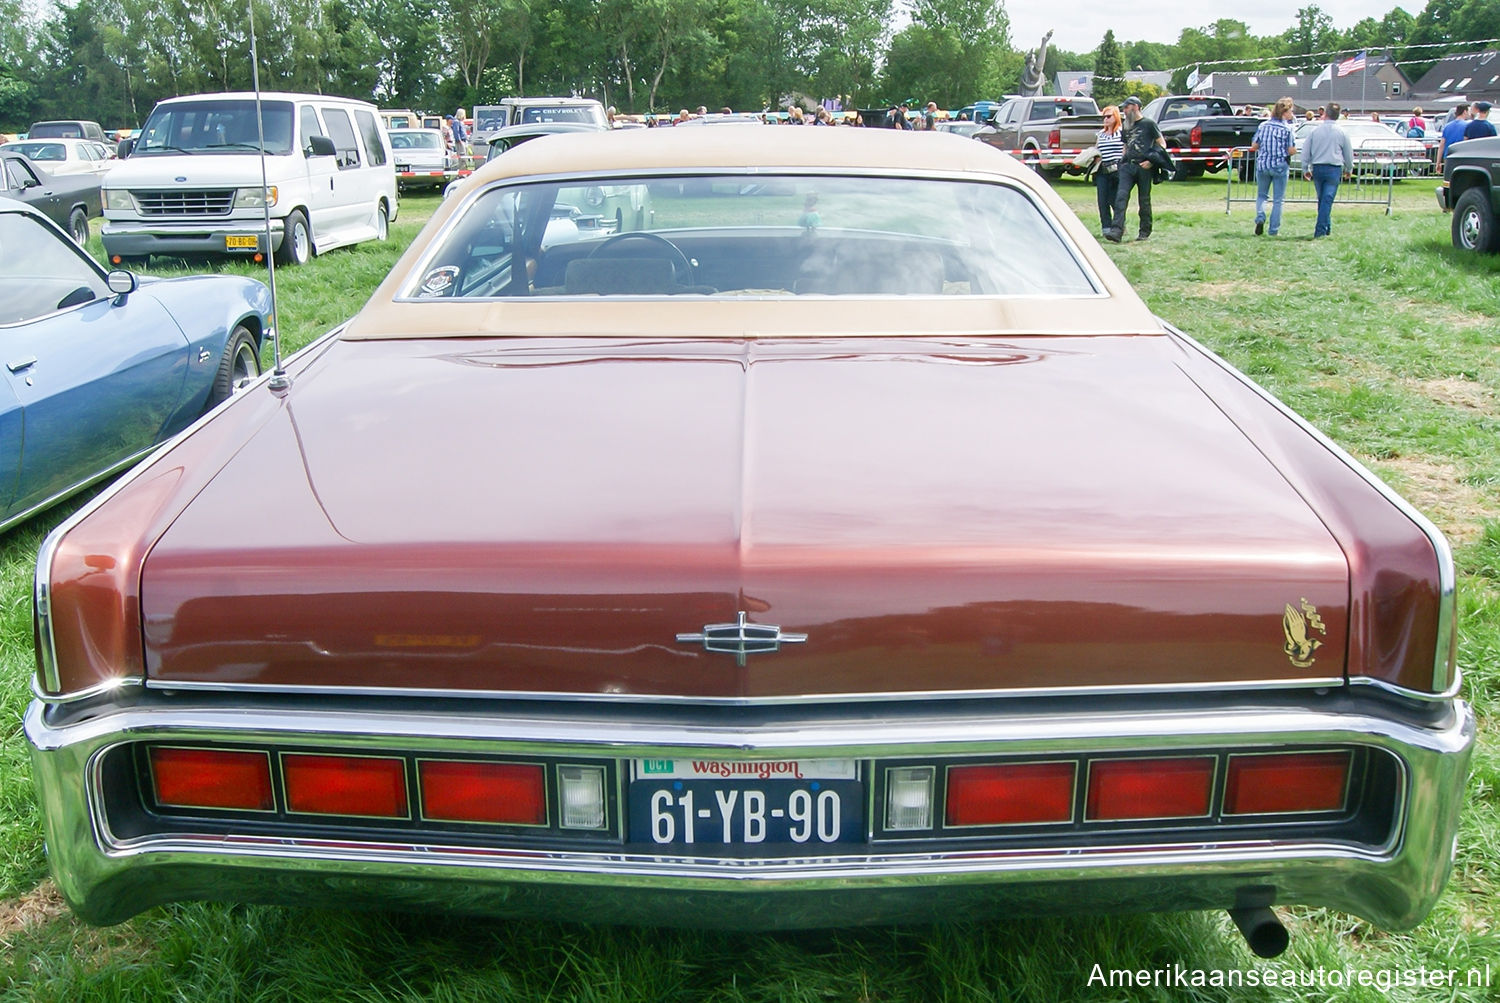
[628,759,862,848]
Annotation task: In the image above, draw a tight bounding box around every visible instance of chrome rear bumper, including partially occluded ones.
[26,691,1473,928]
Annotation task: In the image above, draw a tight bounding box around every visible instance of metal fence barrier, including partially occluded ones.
[1223,146,1432,216]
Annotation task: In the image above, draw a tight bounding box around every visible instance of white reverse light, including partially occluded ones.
[885,766,935,831]
[558,765,606,829]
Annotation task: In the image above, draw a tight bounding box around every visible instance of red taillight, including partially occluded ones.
[283,754,408,817]
[1224,751,1351,815]
[150,747,274,811]
[1086,757,1214,820]
[418,760,547,825]
[1190,124,1202,146]
[946,762,1075,826]
[1048,127,1061,149]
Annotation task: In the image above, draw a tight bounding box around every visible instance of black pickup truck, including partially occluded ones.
[1438,134,1500,253]
[1141,95,1262,179]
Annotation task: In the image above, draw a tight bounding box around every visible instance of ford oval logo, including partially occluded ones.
[175,176,187,183]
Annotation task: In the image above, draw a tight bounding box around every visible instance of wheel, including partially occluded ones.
[586,230,694,283]
[67,207,90,245]
[376,203,389,241]
[206,326,261,410]
[275,210,312,265]
[1451,188,1498,253]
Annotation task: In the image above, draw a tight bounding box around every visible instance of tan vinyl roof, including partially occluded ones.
[343,128,1164,340]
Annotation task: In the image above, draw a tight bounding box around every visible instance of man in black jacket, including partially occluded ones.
[1103,96,1167,243]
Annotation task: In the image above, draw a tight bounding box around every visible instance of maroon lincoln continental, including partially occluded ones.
[25,128,1472,955]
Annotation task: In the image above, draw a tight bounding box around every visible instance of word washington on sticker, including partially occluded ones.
[633,759,858,781]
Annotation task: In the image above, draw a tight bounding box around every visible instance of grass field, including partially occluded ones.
[0,174,1495,1002]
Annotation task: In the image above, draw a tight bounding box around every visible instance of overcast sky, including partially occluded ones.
[1010,1,1417,66]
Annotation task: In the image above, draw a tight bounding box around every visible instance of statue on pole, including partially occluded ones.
[1019,30,1054,96]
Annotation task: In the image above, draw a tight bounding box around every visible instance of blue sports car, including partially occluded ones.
[0,198,272,533]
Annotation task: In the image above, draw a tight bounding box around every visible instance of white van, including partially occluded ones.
[101,92,398,266]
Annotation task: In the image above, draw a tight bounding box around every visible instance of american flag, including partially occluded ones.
[1067,76,1088,92]
[1337,51,1366,77]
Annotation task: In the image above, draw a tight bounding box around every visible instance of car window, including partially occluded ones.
[354,109,387,166]
[4,158,39,189]
[0,213,109,325]
[406,174,1097,300]
[8,142,65,161]
[320,108,362,169]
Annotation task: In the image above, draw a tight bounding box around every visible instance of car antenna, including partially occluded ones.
[247,0,289,392]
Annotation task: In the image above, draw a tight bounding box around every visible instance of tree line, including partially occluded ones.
[1,0,1496,131]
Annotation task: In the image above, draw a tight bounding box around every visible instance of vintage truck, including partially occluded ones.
[1438,134,1500,253]
[977,96,1103,177]
[1141,95,1263,178]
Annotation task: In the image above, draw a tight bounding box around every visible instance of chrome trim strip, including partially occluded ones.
[3,447,155,539]
[1165,322,1458,700]
[31,325,348,699]
[26,695,1472,929]
[136,674,1347,706]
[32,670,145,705]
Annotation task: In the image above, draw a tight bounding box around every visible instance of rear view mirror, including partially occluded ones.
[306,135,336,158]
[106,269,138,303]
[118,137,135,158]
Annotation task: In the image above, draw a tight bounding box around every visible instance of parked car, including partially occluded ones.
[389,127,463,191]
[27,119,107,143]
[0,197,270,533]
[0,138,113,176]
[0,152,101,243]
[460,121,608,173]
[1291,120,1431,177]
[469,98,608,153]
[1437,134,1500,253]
[102,91,398,266]
[26,130,1472,956]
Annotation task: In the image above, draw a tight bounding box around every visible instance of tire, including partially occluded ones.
[67,207,90,245]
[206,326,261,411]
[1451,187,1499,253]
[376,203,389,241]
[275,210,312,265]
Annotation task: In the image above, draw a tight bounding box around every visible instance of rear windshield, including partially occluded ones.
[404,174,1097,299]
[391,131,443,150]
[135,100,295,155]
[519,106,607,126]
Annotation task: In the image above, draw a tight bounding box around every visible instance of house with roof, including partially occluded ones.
[1410,50,1500,107]
[1189,56,1416,116]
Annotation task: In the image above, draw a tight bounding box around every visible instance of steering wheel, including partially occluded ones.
[586,231,694,285]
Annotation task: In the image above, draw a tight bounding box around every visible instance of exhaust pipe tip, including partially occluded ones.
[1229,906,1289,958]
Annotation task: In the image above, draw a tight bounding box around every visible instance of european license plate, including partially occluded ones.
[225,235,259,250]
[628,759,862,848]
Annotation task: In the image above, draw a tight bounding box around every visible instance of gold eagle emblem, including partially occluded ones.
[1283,598,1326,668]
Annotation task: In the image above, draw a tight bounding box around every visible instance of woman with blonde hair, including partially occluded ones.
[1249,96,1297,236]
[1093,105,1125,236]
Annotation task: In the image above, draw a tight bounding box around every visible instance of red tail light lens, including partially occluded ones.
[1086,757,1214,820]
[1190,124,1203,145]
[418,760,547,825]
[150,747,274,811]
[1048,128,1061,149]
[283,754,408,818]
[1224,751,1351,815]
[946,762,1075,826]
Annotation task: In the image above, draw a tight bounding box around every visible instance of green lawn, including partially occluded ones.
[1,177,1495,1002]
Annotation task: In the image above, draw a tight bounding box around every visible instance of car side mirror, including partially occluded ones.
[106,268,137,305]
[306,135,336,158]
[118,137,135,158]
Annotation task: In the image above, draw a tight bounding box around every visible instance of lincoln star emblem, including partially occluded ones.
[1283,598,1327,668]
[676,611,807,666]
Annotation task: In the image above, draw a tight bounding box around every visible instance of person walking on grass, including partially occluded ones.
[1093,105,1124,236]
[1103,96,1165,243]
[1250,97,1296,237]
[1302,102,1352,239]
